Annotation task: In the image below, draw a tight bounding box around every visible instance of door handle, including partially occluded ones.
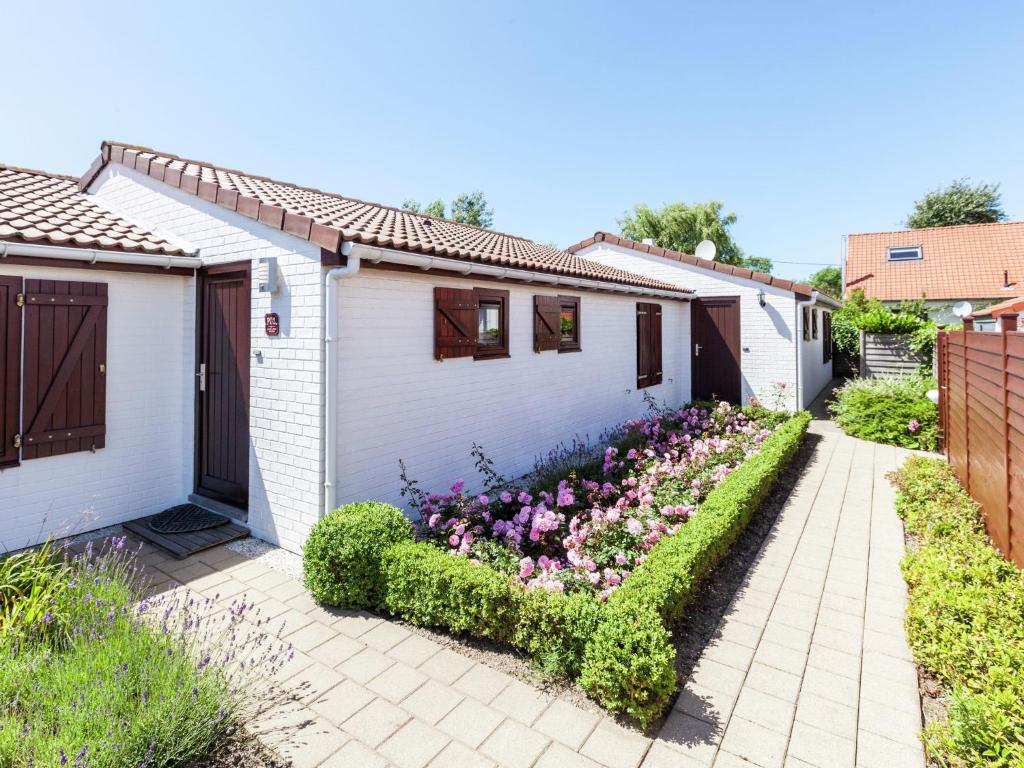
[695,344,702,357]
[197,363,206,392]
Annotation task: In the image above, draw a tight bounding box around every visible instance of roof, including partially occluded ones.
[845,221,1024,302]
[966,295,1024,320]
[80,142,692,296]
[566,232,841,308]
[0,164,189,256]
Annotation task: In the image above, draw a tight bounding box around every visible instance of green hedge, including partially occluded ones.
[890,456,1024,767]
[303,412,810,727]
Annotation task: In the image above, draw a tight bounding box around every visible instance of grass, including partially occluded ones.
[0,537,292,768]
[890,456,1024,767]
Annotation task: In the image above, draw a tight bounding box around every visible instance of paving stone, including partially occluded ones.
[490,679,553,725]
[800,666,860,707]
[793,692,857,739]
[332,609,385,638]
[579,719,650,768]
[760,621,813,653]
[273,721,349,768]
[688,658,748,698]
[714,619,763,649]
[534,698,601,750]
[379,719,451,768]
[360,621,413,652]
[720,716,789,768]
[429,740,497,768]
[265,578,308,602]
[856,730,926,768]
[453,663,513,704]
[704,638,756,671]
[768,604,817,633]
[857,699,923,747]
[343,697,411,748]
[310,678,376,725]
[640,740,708,768]
[862,628,913,660]
[744,662,802,703]
[336,647,397,684]
[282,660,345,704]
[388,633,443,667]
[420,647,476,685]
[309,632,365,668]
[859,672,920,711]
[437,699,505,749]
[401,678,465,725]
[367,662,429,703]
[861,651,918,690]
[674,683,738,727]
[806,643,860,680]
[732,687,796,735]
[271,608,316,638]
[787,721,855,767]
[815,607,864,635]
[321,738,389,767]
[812,624,862,656]
[287,590,321,614]
[245,568,294,593]
[480,719,551,768]
[535,741,604,768]
[286,620,340,653]
[752,639,808,676]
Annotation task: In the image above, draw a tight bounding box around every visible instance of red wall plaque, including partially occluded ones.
[264,312,280,337]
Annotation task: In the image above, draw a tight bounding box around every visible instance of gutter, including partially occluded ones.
[322,241,360,516]
[0,240,199,270]
[795,290,819,410]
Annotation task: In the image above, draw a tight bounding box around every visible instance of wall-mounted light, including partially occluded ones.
[757,290,766,307]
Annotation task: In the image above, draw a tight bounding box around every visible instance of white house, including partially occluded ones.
[568,232,838,411]
[0,142,834,555]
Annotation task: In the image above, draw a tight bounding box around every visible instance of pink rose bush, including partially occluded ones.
[408,402,783,599]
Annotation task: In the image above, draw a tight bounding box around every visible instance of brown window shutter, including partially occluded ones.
[650,303,663,386]
[823,312,832,363]
[21,279,108,459]
[533,295,560,352]
[0,276,22,467]
[434,287,478,360]
[636,302,663,389]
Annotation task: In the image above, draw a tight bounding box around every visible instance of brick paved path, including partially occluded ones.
[131,395,924,768]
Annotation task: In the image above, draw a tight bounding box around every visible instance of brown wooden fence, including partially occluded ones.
[937,329,1024,567]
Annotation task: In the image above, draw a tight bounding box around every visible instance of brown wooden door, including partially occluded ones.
[692,296,741,403]
[196,265,250,507]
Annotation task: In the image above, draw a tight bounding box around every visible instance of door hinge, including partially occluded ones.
[12,434,21,449]
[15,293,25,307]
[99,363,106,375]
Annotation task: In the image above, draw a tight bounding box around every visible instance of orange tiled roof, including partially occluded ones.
[966,295,1024,319]
[845,221,1024,302]
[79,142,693,296]
[0,164,189,256]
[566,232,841,307]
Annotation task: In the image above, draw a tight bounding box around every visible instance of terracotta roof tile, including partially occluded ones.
[845,221,1024,301]
[565,232,841,307]
[83,142,691,296]
[965,295,1024,319]
[0,164,188,256]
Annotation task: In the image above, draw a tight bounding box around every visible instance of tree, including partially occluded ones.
[402,190,495,228]
[618,200,770,272]
[807,266,842,299]
[906,178,1006,229]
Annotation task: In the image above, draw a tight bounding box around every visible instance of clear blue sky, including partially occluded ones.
[5,0,1022,280]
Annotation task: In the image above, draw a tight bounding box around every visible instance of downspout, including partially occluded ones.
[795,291,819,410]
[323,241,360,517]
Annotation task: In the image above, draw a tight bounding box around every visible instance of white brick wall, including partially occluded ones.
[576,243,833,409]
[332,269,690,507]
[0,264,192,552]
[91,166,325,553]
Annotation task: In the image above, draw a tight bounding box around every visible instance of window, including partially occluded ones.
[474,288,509,359]
[823,312,833,363]
[636,302,663,389]
[802,306,810,341]
[558,296,581,352]
[888,246,922,262]
[811,308,819,339]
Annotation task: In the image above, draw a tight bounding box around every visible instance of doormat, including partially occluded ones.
[125,511,249,560]
[149,504,229,534]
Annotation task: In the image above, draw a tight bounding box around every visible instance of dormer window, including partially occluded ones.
[888,246,922,262]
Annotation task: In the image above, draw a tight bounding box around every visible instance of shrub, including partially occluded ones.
[511,589,602,677]
[829,375,937,450]
[890,457,1024,767]
[304,501,413,609]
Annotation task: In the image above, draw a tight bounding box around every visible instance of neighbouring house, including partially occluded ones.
[0,142,832,555]
[567,232,838,411]
[844,220,1024,324]
[963,296,1024,332]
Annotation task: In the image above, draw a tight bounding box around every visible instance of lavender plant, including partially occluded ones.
[0,537,293,768]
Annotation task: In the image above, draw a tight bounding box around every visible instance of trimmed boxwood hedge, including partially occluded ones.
[303,411,810,726]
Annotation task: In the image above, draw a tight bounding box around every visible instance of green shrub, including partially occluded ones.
[890,457,1024,767]
[381,541,516,641]
[829,375,937,450]
[579,604,675,728]
[511,589,602,678]
[303,501,413,609]
[579,412,810,723]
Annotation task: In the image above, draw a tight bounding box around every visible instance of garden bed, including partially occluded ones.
[829,373,938,451]
[0,537,291,767]
[890,456,1024,766]
[305,403,810,726]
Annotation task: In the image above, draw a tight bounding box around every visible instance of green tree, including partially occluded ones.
[807,265,842,298]
[402,190,494,228]
[906,179,1006,229]
[618,200,769,271]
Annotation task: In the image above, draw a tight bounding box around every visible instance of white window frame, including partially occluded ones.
[888,246,923,262]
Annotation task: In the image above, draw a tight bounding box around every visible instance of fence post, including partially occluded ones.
[1004,330,1012,561]
[964,330,970,494]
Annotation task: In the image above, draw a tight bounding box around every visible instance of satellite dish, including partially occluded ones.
[695,240,717,261]
[952,301,973,319]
